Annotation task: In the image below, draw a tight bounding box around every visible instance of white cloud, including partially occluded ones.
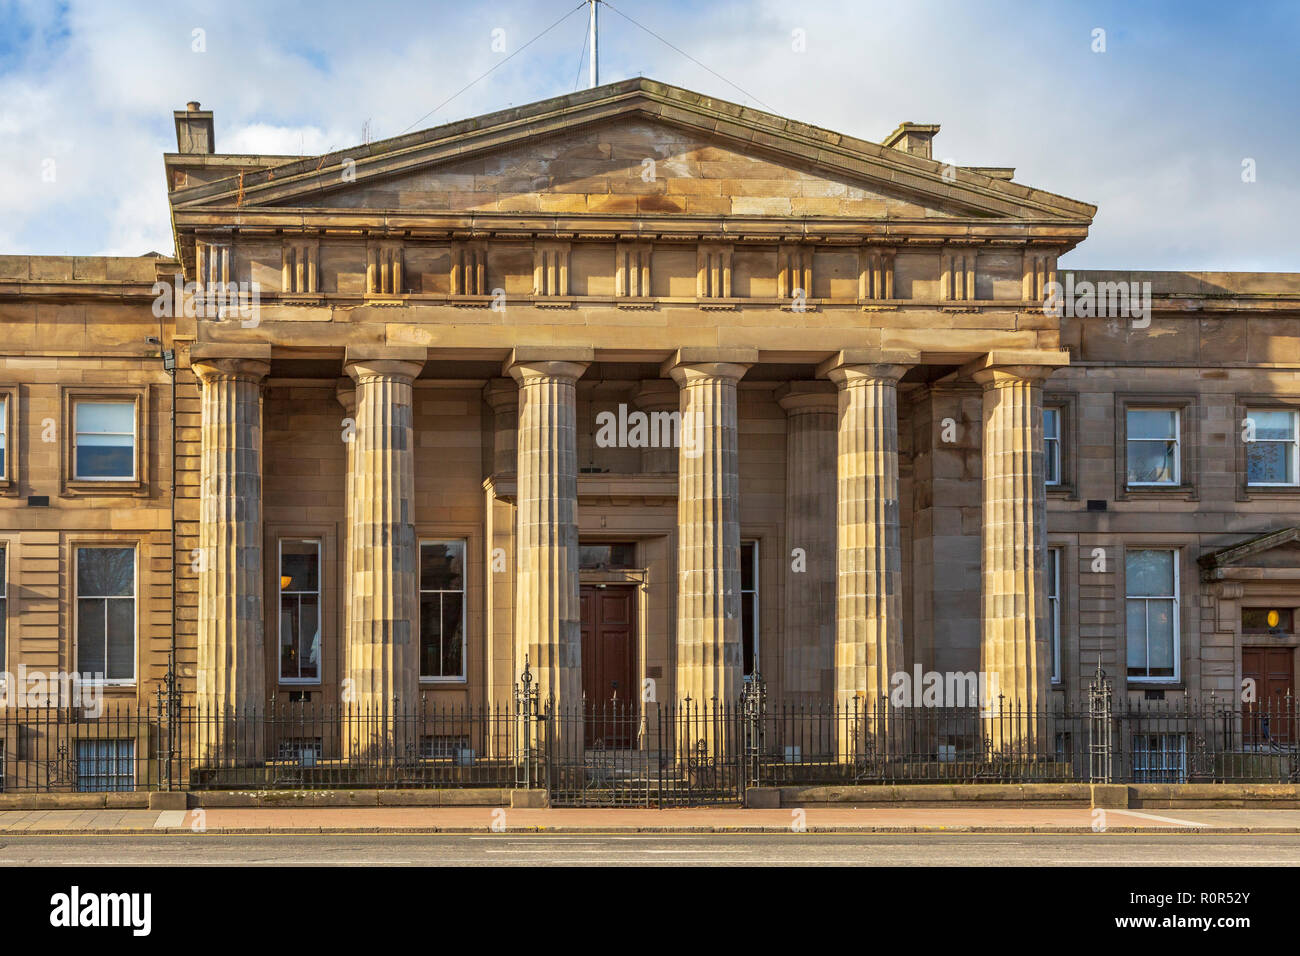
[0,0,1295,269]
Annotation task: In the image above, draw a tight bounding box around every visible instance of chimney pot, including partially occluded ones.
[187,101,201,112]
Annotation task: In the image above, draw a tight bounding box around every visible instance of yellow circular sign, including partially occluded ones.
[1267,609,1281,628]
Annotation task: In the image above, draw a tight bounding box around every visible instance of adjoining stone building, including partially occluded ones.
[1,79,1297,740]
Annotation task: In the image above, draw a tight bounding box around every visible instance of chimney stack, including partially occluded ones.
[173,101,214,154]
[883,122,940,160]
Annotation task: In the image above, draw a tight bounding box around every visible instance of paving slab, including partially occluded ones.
[3,805,1300,835]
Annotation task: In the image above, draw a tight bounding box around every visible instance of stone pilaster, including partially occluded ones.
[822,359,908,721]
[343,352,424,754]
[665,351,752,712]
[631,379,680,473]
[775,382,838,705]
[972,362,1055,739]
[193,353,269,760]
[507,353,589,716]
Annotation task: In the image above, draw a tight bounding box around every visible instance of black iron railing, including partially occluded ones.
[0,680,1296,798]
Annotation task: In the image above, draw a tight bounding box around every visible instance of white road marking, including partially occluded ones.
[1110,809,1215,828]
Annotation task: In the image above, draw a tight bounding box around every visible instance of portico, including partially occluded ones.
[169,78,1089,726]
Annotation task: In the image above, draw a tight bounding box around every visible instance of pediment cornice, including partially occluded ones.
[168,78,1096,226]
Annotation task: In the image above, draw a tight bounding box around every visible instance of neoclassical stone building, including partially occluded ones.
[2,78,1298,731]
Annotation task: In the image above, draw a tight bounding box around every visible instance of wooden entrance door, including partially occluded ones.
[580,585,637,748]
[1242,646,1295,744]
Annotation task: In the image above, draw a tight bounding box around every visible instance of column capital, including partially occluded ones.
[660,347,756,386]
[335,377,356,414]
[631,379,679,412]
[482,377,518,411]
[504,347,592,385]
[817,349,917,385]
[504,347,594,387]
[970,365,1059,389]
[962,349,1068,388]
[344,346,426,385]
[823,364,909,388]
[775,380,838,414]
[192,356,270,386]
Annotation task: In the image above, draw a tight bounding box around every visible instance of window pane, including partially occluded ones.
[1242,607,1294,633]
[1044,438,1059,484]
[1047,549,1059,598]
[298,593,320,679]
[1246,442,1292,484]
[1125,600,1146,670]
[1147,600,1175,674]
[78,598,106,676]
[742,592,756,676]
[76,402,135,435]
[76,442,134,479]
[280,541,319,592]
[1127,441,1177,483]
[75,402,135,479]
[1250,410,1296,441]
[577,543,635,570]
[77,548,134,597]
[420,542,464,591]
[1043,408,1059,442]
[741,542,756,591]
[441,593,464,678]
[106,599,135,680]
[280,598,299,679]
[420,594,442,677]
[1127,550,1174,596]
[1127,409,1177,440]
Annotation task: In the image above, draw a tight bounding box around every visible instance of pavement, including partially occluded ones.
[3,832,1298,866]
[6,805,1300,834]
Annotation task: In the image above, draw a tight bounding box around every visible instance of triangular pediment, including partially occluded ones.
[169,78,1095,224]
[1201,528,1300,571]
[280,117,987,219]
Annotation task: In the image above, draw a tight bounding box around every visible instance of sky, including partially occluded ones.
[0,0,1297,271]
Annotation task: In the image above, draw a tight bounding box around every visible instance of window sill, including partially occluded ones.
[1119,484,1198,502]
[419,678,468,685]
[63,479,147,497]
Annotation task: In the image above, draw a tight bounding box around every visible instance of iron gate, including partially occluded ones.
[539,699,746,807]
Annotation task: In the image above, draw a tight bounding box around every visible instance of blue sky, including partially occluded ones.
[1,0,1296,270]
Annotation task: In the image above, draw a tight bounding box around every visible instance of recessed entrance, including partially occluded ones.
[580,584,637,748]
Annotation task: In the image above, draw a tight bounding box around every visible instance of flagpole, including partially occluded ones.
[589,0,599,88]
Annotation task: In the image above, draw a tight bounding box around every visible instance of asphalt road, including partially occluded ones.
[0,833,1297,866]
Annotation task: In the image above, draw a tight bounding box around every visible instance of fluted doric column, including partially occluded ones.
[631,379,680,474]
[335,379,357,697]
[194,353,269,761]
[343,353,424,754]
[483,378,518,476]
[666,353,751,713]
[824,360,908,728]
[507,354,589,716]
[775,381,838,705]
[973,361,1056,745]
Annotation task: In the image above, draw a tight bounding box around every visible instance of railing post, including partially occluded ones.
[740,672,766,793]
[1089,658,1114,784]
